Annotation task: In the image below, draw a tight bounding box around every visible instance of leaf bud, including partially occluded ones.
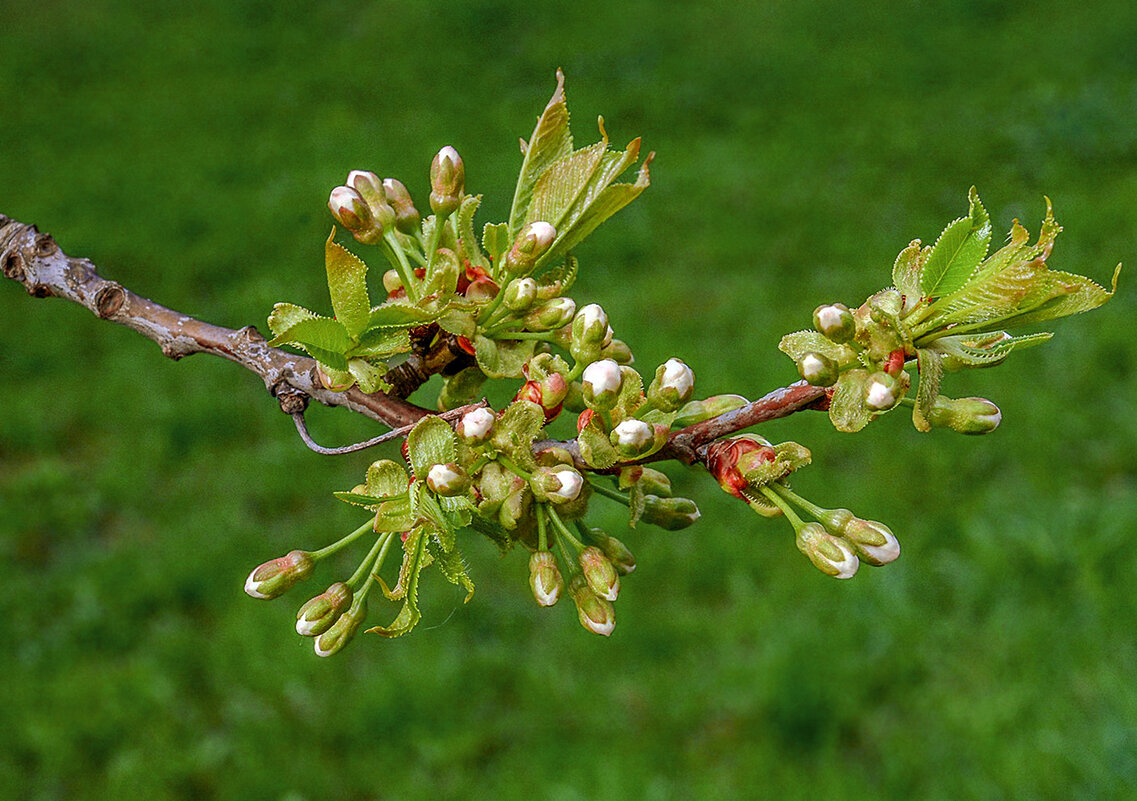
[795,522,859,579]
[347,169,395,229]
[844,518,900,566]
[864,371,902,411]
[503,221,557,275]
[503,277,538,311]
[244,550,315,600]
[813,303,856,343]
[581,359,623,409]
[456,407,496,444]
[640,495,701,530]
[610,418,655,460]
[313,594,367,657]
[523,297,577,331]
[572,303,610,347]
[579,546,620,601]
[429,146,465,216]
[316,363,355,392]
[381,177,421,234]
[927,396,1002,435]
[531,465,584,504]
[328,186,382,244]
[295,582,353,637]
[647,358,695,411]
[426,462,470,496]
[528,551,563,606]
[569,575,616,637]
[673,394,749,427]
[797,351,839,387]
[705,435,775,498]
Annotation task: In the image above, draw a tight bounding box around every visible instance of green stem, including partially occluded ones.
[590,481,631,507]
[347,530,393,589]
[547,505,585,552]
[424,210,451,276]
[486,330,557,342]
[759,485,806,531]
[537,503,549,552]
[476,283,508,325]
[496,454,533,480]
[381,235,419,303]
[311,518,376,561]
[770,482,827,520]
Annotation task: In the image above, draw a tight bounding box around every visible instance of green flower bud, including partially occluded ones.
[797,351,839,387]
[503,221,557,275]
[426,462,470,496]
[864,370,903,411]
[296,582,353,637]
[813,303,856,343]
[844,518,900,566]
[646,358,695,411]
[503,277,538,312]
[601,339,634,365]
[673,394,749,427]
[456,407,495,444]
[579,546,620,601]
[598,534,636,575]
[531,465,584,504]
[927,396,1002,435]
[347,170,395,229]
[795,522,859,579]
[429,146,464,216]
[524,297,576,331]
[569,575,615,637]
[381,177,421,234]
[618,465,672,497]
[572,303,610,346]
[316,363,355,392]
[815,507,855,537]
[244,550,315,599]
[610,418,655,460]
[581,359,622,409]
[465,276,500,304]
[640,495,700,530]
[328,186,382,244]
[313,594,367,657]
[528,551,563,606]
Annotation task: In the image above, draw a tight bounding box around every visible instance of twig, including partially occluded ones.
[291,402,487,455]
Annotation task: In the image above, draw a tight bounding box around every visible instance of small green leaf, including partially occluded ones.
[482,222,511,269]
[456,194,488,269]
[267,302,319,340]
[921,188,993,297]
[778,330,854,363]
[613,366,645,420]
[999,264,1121,329]
[828,369,875,433]
[932,332,1053,368]
[333,491,392,508]
[350,327,411,359]
[368,529,429,638]
[366,459,410,497]
[324,230,371,338]
[527,139,608,231]
[509,69,574,239]
[491,400,546,470]
[474,335,536,379]
[577,417,618,469]
[912,349,943,432]
[406,416,457,478]
[366,302,439,330]
[534,255,579,298]
[437,309,476,339]
[438,366,487,411]
[891,240,926,310]
[267,317,351,353]
[307,348,349,372]
[429,540,475,602]
[773,441,812,471]
[347,359,391,394]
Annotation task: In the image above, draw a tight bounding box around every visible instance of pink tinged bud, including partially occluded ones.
[524,297,577,331]
[314,595,367,657]
[813,303,856,344]
[579,546,620,601]
[844,518,900,566]
[581,359,623,408]
[457,407,495,444]
[381,269,404,294]
[381,177,421,234]
[648,357,695,410]
[503,277,538,311]
[296,582,353,637]
[528,551,563,607]
[572,303,610,345]
[569,576,616,637]
[796,523,859,579]
[316,363,355,392]
[865,371,900,411]
[429,145,465,215]
[798,352,839,387]
[244,550,315,600]
[426,462,469,496]
[465,276,500,303]
[328,186,381,243]
[347,169,395,228]
[504,221,557,275]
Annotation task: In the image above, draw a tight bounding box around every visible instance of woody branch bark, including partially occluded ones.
[0,215,430,428]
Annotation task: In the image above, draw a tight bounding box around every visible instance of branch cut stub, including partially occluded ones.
[2,250,24,281]
[94,283,126,318]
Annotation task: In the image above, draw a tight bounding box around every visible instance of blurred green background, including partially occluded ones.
[2,1,1135,798]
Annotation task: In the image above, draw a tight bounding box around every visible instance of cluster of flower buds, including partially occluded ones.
[328,170,399,245]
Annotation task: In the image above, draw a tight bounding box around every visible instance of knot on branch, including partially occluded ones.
[94,283,126,318]
[2,250,24,281]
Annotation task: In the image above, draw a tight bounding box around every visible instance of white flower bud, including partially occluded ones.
[613,419,652,449]
[796,523,860,579]
[865,374,898,410]
[581,359,622,407]
[549,468,584,503]
[457,407,495,443]
[426,462,469,496]
[844,518,901,566]
[660,358,694,401]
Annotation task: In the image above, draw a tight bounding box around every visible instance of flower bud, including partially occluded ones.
[429,146,465,216]
[456,407,495,444]
[532,466,584,504]
[569,576,615,637]
[647,358,695,411]
[581,359,623,409]
[673,394,749,427]
[579,546,620,601]
[813,303,856,343]
[503,221,557,275]
[347,170,395,229]
[523,297,576,331]
[503,277,538,311]
[795,522,859,579]
[636,467,672,498]
[797,351,839,387]
[381,177,421,234]
[328,186,382,244]
[864,371,901,411]
[296,582,353,637]
[572,303,610,346]
[465,276,500,304]
[927,396,1002,435]
[597,534,637,575]
[601,339,634,364]
[815,507,855,536]
[314,595,367,657]
[316,363,355,392]
[528,551,563,606]
[382,269,404,295]
[244,550,315,599]
[640,495,701,530]
[705,435,775,499]
[844,518,900,566]
[610,418,655,460]
[426,462,470,496]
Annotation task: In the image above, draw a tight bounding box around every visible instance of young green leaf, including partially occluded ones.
[891,240,926,311]
[366,459,411,498]
[482,222,511,269]
[577,416,618,469]
[429,539,475,602]
[350,327,411,359]
[474,335,536,379]
[828,369,875,433]
[267,302,319,340]
[365,302,439,330]
[491,400,546,470]
[266,317,351,354]
[912,348,943,432]
[920,187,992,297]
[509,69,574,239]
[347,359,391,394]
[324,230,371,338]
[406,415,457,478]
[456,195,488,269]
[368,529,430,637]
[778,330,854,363]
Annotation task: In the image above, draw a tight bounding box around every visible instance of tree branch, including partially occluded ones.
[0,214,431,429]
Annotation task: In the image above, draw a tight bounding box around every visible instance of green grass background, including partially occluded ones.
[2,1,1136,798]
